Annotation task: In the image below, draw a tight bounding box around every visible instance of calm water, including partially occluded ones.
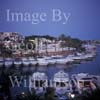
[10,47,100,96]
[66,47,100,75]
[29,47,100,79]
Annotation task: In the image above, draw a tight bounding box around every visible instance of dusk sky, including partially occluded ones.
[0,0,100,40]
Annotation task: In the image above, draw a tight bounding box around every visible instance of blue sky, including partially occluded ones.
[0,0,100,40]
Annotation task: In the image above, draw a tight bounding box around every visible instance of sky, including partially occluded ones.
[0,0,100,40]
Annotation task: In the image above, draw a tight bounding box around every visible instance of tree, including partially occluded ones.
[59,34,67,41]
[59,34,83,50]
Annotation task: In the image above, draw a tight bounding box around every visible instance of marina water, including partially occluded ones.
[10,47,100,97]
[33,47,100,79]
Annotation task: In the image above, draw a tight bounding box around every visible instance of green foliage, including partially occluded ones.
[59,34,83,50]
[25,35,55,41]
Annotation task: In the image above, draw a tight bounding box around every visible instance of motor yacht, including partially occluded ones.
[29,72,48,94]
[14,58,22,68]
[21,57,30,66]
[4,58,13,68]
[44,56,56,65]
[28,57,37,66]
[37,57,49,66]
[72,73,97,94]
[53,70,72,94]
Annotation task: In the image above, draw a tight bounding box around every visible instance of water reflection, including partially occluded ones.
[15,47,100,79]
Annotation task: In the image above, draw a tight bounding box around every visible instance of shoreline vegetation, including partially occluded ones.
[0,32,99,58]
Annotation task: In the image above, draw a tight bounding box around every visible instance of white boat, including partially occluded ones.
[53,70,72,94]
[68,53,94,61]
[72,73,97,94]
[4,58,13,68]
[72,56,82,61]
[0,57,4,67]
[50,55,64,64]
[21,58,30,66]
[37,57,49,66]
[83,54,94,60]
[14,58,22,68]
[51,55,63,58]
[54,55,74,65]
[65,57,74,64]
[68,55,82,64]
[56,58,67,64]
[48,59,56,64]
[92,75,100,88]
[44,56,56,65]
[68,54,83,60]
[28,57,37,66]
[29,72,48,94]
